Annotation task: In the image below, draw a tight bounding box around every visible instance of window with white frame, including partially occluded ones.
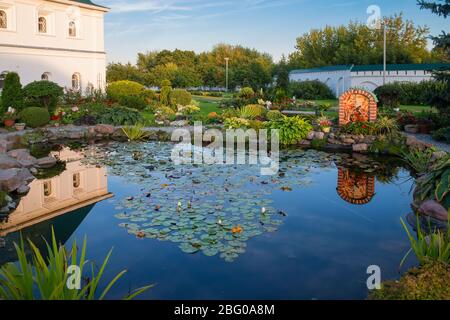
[41,72,51,81]
[38,16,46,33]
[72,73,81,91]
[68,20,76,37]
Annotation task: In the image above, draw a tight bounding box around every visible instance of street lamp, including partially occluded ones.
[225,57,229,92]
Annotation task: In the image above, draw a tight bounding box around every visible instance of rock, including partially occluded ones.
[0,168,34,192]
[353,143,368,153]
[29,167,38,174]
[95,124,115,135]
[0,154,21,169]
[406,136,429,150]
[404,124,419,134]
[37,156,57,168]
[0,140,7,153]
[418,200,448,221]
[342,138,355,144]
[299,139,311,146]
[7,149,30,160]
[306,131,315,140]
[170,120,189,127]
[431,151,447,162]
[329,133,335,139]
[314,132,325,140]
[17,184,30,194]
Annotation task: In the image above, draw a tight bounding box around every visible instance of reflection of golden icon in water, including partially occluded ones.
[337,167,375,205]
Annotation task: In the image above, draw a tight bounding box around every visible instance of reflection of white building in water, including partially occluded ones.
[289,63,450,97]
[0,148,112,236]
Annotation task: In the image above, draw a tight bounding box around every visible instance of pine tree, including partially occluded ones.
[0,72,23,113]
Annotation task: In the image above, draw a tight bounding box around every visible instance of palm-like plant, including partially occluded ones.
[122,123,150,141]
[0,229,153,300]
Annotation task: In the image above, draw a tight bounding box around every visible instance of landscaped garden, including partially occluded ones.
[0,66,448,300]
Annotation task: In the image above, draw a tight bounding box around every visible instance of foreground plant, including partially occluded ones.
[122,123,150,141]
[267,116,313,145]
[400,148,434,174]
[0,230,153,300]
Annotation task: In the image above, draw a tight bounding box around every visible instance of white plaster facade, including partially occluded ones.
[289,64,448,97]
[0,0,109,93]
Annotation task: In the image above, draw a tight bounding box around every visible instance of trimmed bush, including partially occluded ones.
[238,87,255,99]
[374,83,402,108]
[289,80,334,100]
[0,72,23,113]
[107,80,145,100]
[23,81,63,114]
[170,89,192,107]
[160,80,172,106]
[19,107,50,128]
[99,106,143,126]
[266,110,283,121]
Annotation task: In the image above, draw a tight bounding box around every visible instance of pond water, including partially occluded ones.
[0,142,418,300]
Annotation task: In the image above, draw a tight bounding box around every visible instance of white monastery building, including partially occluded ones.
[0,0,109,92]
[289,63,450,97]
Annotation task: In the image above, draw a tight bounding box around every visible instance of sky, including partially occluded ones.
[94,0,449,63]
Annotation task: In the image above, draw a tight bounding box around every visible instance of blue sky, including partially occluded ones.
[95,0,449,63]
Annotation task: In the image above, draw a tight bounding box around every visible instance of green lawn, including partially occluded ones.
[399,105,437,114]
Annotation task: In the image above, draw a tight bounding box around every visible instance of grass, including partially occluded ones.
[399,105,438,114]
[194,99,222,116]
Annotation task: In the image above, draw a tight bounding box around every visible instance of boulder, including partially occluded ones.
[299,139,311,146]
[95,124,115,135]
[406,136,429,150]
[342,138,355,145]
[353,143,368,153]
[170,120,189,127]
[418,200,448,221]
[0,154,21,169]
[306,131,315,140]
[0,140,7,153]
[314,132,325,140]
[7,149,30,160]
[404,124,419,134]
[37,156,57,169]
[431,151,448,162]
[17,184,30,195]
[0,168,34,192]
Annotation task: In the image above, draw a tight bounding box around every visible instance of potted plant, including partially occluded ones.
[2,107,18,127]
[317,115,332,133]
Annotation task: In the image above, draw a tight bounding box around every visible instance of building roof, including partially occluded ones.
[290,65,353,74]
[71,0,109,10]
[290,63,450,75]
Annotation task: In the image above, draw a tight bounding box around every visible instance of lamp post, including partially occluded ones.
[225,57,229,92]
[383,24,387,85]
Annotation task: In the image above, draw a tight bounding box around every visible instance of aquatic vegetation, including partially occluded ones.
[121,124,150,141]
[400,213,449,266]
[0,229,153,300]
[400,148,434,174]
[414,155,450,208]
[368,262,450,300]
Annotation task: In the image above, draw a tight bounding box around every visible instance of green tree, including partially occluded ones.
[106,63,144,83]
[160,79,172,106]
[0,72,23,113]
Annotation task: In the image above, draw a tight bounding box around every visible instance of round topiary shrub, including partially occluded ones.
[23,81,63,114]
[238,87,255,99]
[266,110,283,121]
[170,89,192,107]
[19,107,51,128]
[106,80,145,101]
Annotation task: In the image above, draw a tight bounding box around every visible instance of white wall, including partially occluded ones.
[0,0,108,91]
[350,70,433,92]
[289,70,352,97]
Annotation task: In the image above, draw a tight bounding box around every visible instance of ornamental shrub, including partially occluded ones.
[266,110,283,121]
[106,80,145,101]
[23,81,63,114]
[170,89,192,107]
[289,80,334,100]
[238,87,255,99]
[99,106,143,126]
[0,72,23,113]
[374,84,402,108]
[19,107,50,128]
[160,80,172,106]
[267,116,313,145]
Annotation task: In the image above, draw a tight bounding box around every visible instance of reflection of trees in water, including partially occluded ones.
[0,205,93,266]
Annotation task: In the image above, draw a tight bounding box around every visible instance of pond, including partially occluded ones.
[0,141,417,300]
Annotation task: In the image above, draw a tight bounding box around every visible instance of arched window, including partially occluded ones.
[73,173,80,188]
[0,71,7,90]
[41,72,50,81]
[72,73,81,91]
[38,16,47,33]
[68,21,76,37]
[0,10,7,29]
[43,181,52,197]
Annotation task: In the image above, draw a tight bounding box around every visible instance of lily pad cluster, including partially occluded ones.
[80,142,392,262]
